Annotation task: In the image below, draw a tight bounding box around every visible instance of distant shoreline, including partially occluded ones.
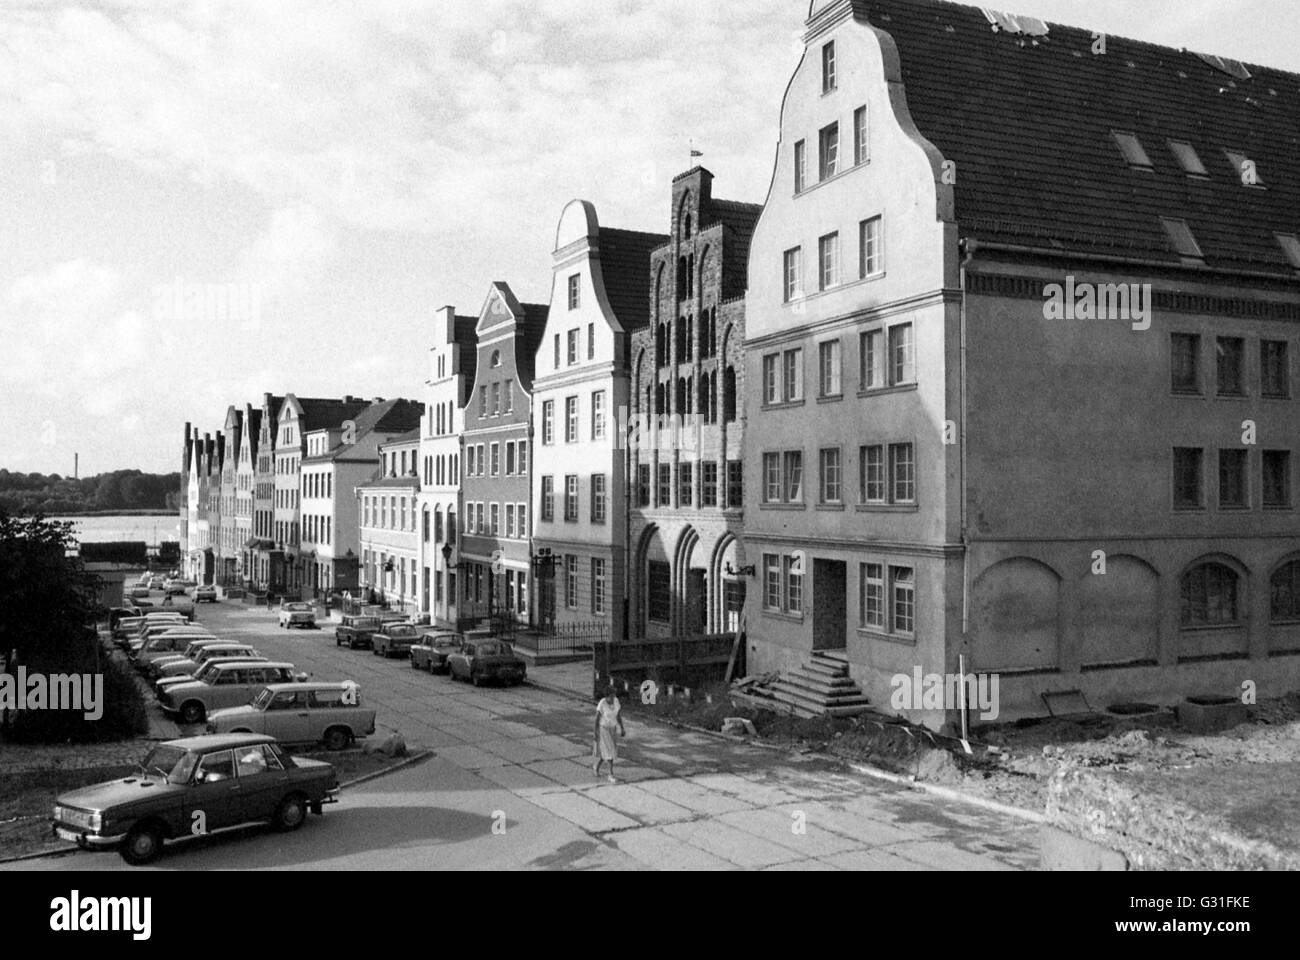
[48,510,177,518]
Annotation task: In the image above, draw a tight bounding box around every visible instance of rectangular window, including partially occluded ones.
[490,502,500,536]
[819,339,841,397]
[506,503,516,538]
[794,139,806,193]
[861,445,885,503]
[564,475,579,521]
[478,386,487,418]
[763,554,781,610]
[1219,449,1248,508]
[502,382,512,413]
[727,460,743,508]
[592,558,606,615]
[517,503,526,535]
[821,40,835,92]
[819,123,838,181]
[860,330,882,390]
[860,216,882,277]
[592,390,606,440]
[491,382,500,416]
[679,462,693,508]
[818,232,840,290]
[853,104,869,165]
[568,273,580,310]
[658,463,672,506]
[505,441,515,475]
[1261,340,1290,398]
[889,443,915,503]
[591,473,607,523]
[889,323,915,385]
[553,333,560,369]
[1171,333,1201,394]
[542,400,555,444]
[860,563,884,628]
[565,396,578,443]
[701,461,718,507]
[567,329,578,366]
[784,555,803,614]
[1216,337,1245,396]
[763,353,779,404]
[565,555,578,609]
[1112,131,1153,169]
[490,442,500,477]
[890,567,914,634]
[783,348,803,402]
[476,502,485,534]
[1173,447,1203,509]
[763,452,781,503]
[476,444,484,476]
[638,463,651,507]
[783,247,802,302]
[783,451,803,502]
[541,476,554,521]
[819,447,842,503]
[1264,450,1291,508]
[517,441,527,473]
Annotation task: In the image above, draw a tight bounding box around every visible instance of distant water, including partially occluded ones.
[52,514,181,546]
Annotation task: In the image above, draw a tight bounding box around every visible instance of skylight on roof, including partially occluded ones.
[1225,151,1264,186]
[1195,52,1252,81]
[1113,132,1153,170]
[1168,140,1208,177]
[1277,234,1300,271]
[1160,218,1205,262]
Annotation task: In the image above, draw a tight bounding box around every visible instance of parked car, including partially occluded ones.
[372,623,420,658]
[334,615,382,650]
[278,601,317,629]
[148,576,165,590]
[51,733,339,865]
[139,636,227,674]
[159,661,307,724]
[193,585,218,603]
[409,631,465,673]
[207,682,376,751]
[153,643,262,681]
[156,656,268,697]
[446,639,527,686]
[114,612,185,643]
[128,586,151,600]
[129,632,216,665]
[163,579,195,596]
[159,596,197,620]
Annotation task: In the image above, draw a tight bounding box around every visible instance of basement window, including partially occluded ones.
[1168,140,1209,177]
[1277,234,1300,271]
[1160,218,1205,264]
[1113,132,1153,170]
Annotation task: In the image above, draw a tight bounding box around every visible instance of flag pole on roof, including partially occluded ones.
[690,138,703,163]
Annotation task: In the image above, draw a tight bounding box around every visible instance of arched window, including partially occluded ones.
[684,315,693,363]
[655,383,665,416]
[687,254,695,298]
[685,376,693,415]
[1180,562,1240,626]
[723,365,737,422]
[683,213,692,239]
[675,378,686,414]
[709,371,718,422]
[677,258,688,301]
[1271,560,1300,622]
[490,350,501,368]
[697,372,709,421]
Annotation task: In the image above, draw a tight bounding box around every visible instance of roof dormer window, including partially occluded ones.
[1276,234,1300,271]
[1160,217,1205,264]
[1112,131,1153,171]
[1224,151,1264,187]
[1168,140,1208,177]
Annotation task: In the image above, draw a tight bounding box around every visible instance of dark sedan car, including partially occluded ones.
[51,734,339,865]
[409,631,465,673]
[334,615,383,650]
[446,639,526,686]
[372,623,420,658]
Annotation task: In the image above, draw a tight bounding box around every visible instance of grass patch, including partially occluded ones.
[0,763,135,861]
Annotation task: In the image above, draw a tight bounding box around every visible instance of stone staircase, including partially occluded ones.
[764,652,871,719]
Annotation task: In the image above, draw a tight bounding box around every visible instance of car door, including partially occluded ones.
[182,749,243,834]
[233,742,289,822]
[263,688,313,742]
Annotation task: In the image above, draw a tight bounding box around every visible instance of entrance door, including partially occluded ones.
[686,569,706,634]
[812,559,847,651]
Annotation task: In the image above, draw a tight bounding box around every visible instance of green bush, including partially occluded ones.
[5,640,148,744]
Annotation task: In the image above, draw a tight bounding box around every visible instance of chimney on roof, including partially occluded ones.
[343,395,357,403]
[439,305,456,340]
[373,397,385,404]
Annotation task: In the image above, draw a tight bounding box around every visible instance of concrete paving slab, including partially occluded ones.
[525,791,640,834]
[660,820,804,869]
[636,777,756,815]
[823,848,937,871]
[577,783,697,826]
[717,807,864,858]
[609,827,741,871]
[888,839,1021,871]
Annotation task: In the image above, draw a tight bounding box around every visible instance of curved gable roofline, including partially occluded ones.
[554,198,599,252]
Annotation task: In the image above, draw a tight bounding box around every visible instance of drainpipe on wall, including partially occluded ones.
[959,237,976,639]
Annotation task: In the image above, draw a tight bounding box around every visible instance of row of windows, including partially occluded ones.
[552,324,597,369]
[793,80,869,193]
[422,453,460,487]
[477,381,514,419]
[301,471,333,499]
[540,474,608,524]
[462,501,529,539]
[550,555,608,614]
[654,307,720,368]
[1182,560,1300,627]
[636,460,744,510]
[462,562,529,618]
[1173,447,1292,510]
[1171,333,1291,398]
[362,493,420,532]
[274,488,299,510]
[783,216,882,302]
[763,322,915,407]
[465,440,528,478]
[540,392,607,444]
[302,514,332,546]
[431,399,455,437]
[762,442,915,506]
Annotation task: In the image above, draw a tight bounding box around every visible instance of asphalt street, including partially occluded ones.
[9,600,1042,871]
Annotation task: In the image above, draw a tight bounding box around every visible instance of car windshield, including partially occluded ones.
[287,603,311,611]
[141,745,196,784]
[251,688,275,709]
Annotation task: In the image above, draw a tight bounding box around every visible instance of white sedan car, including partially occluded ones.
[278,601,317,629]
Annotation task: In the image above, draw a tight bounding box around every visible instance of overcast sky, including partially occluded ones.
[2,0,1295,476]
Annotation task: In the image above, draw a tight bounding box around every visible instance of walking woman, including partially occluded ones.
[592,685,626,782]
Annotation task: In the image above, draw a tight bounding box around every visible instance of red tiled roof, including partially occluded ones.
[600,227,670,331]
[864,0,1300,276]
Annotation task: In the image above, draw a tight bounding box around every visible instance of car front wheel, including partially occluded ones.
[273,794,307,831]
[121,823,163,865]
[180,701,204,725]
